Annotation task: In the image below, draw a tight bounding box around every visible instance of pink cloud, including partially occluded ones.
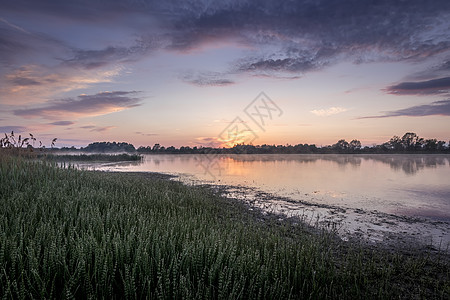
[14,91,142,120]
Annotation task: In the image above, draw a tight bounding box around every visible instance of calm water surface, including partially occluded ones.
[87,154,450,222]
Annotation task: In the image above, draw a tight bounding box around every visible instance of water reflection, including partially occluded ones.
[76,159,143,170]
[367,155,449,174]
[86,153,450,179]
[85,154,450,221]
[77,153,450,246]
[214,154,449,175]
[98,153,449,174]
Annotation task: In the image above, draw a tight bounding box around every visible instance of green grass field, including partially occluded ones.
[0,154,448,299]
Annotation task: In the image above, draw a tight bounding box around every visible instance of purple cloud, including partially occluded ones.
[9,77,42,86]
[0,125,27,133]
[14,91,142,119]
[80,125,115,132]
[385,77,450,95]
[2,0,450,79]
[359,100,450,119]
[49,121,74,126]
[181,71,235,87]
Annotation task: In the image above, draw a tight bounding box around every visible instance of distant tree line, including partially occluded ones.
[56,132,450,154]
[80,142,136,153]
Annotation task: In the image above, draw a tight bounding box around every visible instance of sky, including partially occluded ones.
[1,0,450,148]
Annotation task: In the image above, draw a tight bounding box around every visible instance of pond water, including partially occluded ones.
[80,154,450,246]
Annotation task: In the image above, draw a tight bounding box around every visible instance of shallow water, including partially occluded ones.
[78,154,450,246]
[84,154,450,221]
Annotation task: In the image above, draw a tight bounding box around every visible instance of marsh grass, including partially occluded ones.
[0,132,55,159]
[0,153,448,299]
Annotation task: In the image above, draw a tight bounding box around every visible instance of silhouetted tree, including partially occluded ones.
[152,144,161,152]
[82,142,135,152]
[69,132,449,154]
[423,139,438,151]
[437,141,446,151]
[166,146,176,153]
[333,139,349,152]
[349,139,362,151]
[401,132,423,151]
[386,135,403,151]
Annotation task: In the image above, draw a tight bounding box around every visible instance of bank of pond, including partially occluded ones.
[0,154,448,299]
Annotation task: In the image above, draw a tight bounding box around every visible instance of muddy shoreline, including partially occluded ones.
[199,183,448,253]
[111,170,450,258]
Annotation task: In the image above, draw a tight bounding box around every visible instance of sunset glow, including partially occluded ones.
[1,1,449,148]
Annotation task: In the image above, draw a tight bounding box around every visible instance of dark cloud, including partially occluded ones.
[0,20,33,66]
[14,91,142,119]
[359,100,450,119]
[0,18,70,67]
[0,13,158,75]
[49,121,74,126]
[385,77,450,95]
[0,1,142,22]
[0,126,27,133]
[64,46,129,69]
[404,59,450,81]
[64,37,160,69]
[64,48,121,69]
[181,71,235,86]
[238,56,324,74]
[166,0,450,75]
[1,0,450,78]
[9,76,42,86]
[434,60,450,72]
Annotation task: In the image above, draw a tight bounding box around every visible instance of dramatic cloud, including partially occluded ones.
[311,107,348,117]
[236,46,336,76]
[239,58,317,73]
[385,77,450,95]
[0,17,69,67]
[0,126,27,133]
[14,91,142,119]
[166,0,450,76]
[1,64,122,105]
[64,47,127,70]
[2,0,450,80]
[64,38,161,70]
[359,100,450,118]
[0,17,127,104]
[181,71,235,87]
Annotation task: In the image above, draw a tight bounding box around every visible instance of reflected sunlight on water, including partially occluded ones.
[81,154,450,221]
[72,154,450,246]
